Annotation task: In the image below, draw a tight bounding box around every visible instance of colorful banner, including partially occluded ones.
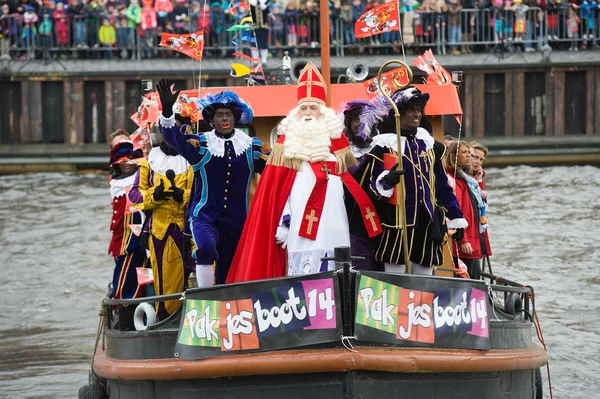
[363,66,411,98]
[355,271,490,350]
[354,2,400,39]
[159,31,204,61]
[175,272,342,359]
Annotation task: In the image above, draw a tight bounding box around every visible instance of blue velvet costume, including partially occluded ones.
[160,114,267,283]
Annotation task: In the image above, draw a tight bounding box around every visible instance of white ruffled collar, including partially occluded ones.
[109,174,136,199]
[148,147,189,175]
[204,129,253,158]
[351,143,374,158]
[371,127,435,154]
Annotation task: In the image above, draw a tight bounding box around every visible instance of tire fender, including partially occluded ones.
[133,302,157,331]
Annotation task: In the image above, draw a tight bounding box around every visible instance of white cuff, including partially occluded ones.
[447,218,468,229]
[376,171,394,198]
[160,114,176,129]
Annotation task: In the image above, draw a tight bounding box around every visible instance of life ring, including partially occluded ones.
[133,302,157,331]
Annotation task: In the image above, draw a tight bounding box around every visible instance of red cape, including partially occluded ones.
[226,150,297,283]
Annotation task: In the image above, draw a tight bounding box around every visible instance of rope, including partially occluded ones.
[394,2,407,65]
[529,292,554,399]
[340,335,358,353]
[90,300,108,389]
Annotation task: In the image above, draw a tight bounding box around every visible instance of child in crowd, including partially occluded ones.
[270,3,284,50]
[285,1,298,47]
[513,0,529,42]
[447,0,462,54]
[173,0,189,34]
[154,0,173,31]
[22,5,38,48]
[567,7,580,50]
[189,1,200,33]
[503,0,514,41]
[198,3,210,46]
[0,4,10,56]
[140,0,157,58]
[99,16,116,58]
[53,1,68,51]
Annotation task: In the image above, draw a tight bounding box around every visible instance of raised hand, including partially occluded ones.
[156,79,181,118]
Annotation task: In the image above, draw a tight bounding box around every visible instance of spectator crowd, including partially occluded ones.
[1,0,599,61]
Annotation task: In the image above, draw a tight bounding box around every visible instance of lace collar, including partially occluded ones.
[148,147,189,175]
[109,174,136,199]
[371,127,435,154]
[204,128,253,158]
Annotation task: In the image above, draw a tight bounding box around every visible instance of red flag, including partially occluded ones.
[413,49,452,85]
[354,2,400,39]
[159,31,204,61]
[362,65,411,97]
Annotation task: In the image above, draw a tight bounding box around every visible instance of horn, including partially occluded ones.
[290,59,310,82]
[346,62,369,82]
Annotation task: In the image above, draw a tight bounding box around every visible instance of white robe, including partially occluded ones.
[282,155,351,276]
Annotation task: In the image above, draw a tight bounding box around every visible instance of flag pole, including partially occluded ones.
[376,60,413,273]
[319,0,331,107]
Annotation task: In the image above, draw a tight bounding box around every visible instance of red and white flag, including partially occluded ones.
[159,31,205,61]
[354,2,400,39]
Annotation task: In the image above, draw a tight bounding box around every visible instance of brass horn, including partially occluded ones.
[376,60,414,273]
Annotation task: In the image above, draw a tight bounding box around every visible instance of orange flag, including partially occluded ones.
[362,65,411,97]
[354,2,400,39]
[159,31,205,61]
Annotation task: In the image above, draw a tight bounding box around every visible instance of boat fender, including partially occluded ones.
[504,292,523,316]
[134,302,157,331]
[535,368,543,399]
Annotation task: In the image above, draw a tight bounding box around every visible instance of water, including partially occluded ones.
[0,167,598,398]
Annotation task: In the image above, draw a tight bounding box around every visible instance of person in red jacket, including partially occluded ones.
[444,140,483,279]
[470,141,492,261]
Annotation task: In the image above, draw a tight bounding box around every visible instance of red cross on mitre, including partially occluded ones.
[297,62,327,106]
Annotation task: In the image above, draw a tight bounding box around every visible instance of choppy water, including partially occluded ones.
[0,166,598,398]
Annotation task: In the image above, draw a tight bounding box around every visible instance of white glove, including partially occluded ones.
[195,264,214,287]
[275,225,289,249]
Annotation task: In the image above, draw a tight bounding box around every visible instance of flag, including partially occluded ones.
[362,65,411,97]
[413,49,452,85]
[159,31,204,61]
[354,2,400,39]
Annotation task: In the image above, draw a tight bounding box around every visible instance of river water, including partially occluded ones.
[0,166,598,398]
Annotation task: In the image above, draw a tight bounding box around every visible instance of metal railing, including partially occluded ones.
[2,8,599,62]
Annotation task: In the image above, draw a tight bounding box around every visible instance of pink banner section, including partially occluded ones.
[301,278,337,330]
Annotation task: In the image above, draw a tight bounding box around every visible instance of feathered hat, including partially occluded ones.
[297,62,327,106]
[359,86,429,136]
[342,99,371,145]
[196,90,253,125]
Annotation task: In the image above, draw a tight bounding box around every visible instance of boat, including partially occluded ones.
[79,3,548,398]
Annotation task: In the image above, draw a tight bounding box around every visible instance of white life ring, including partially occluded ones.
[133,302,157,331]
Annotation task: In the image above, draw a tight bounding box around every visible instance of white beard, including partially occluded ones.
[282,116,332,163]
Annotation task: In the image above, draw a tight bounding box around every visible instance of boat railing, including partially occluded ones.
[483,272,535,322]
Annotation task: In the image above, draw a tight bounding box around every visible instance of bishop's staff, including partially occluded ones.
[376,60,414,274]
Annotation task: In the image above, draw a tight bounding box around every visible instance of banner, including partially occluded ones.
[159,31,204,61]
[363,66,411,98]
[354,271,490,350]
[175,272,342,359]
[354,2,400,39]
